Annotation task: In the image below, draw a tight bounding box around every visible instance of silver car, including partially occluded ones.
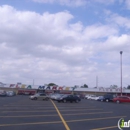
[29,93,49,100]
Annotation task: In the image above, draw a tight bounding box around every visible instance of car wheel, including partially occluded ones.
[34,97,37,100]
[63,99,67,103]
[101,99,103,102]
[116,100,120,104]
[75,99,79,103]
[58,101,61,103]
[106,99,109,102]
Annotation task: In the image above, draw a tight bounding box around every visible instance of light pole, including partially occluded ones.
[96,76,98,88]
[120,51,123,96]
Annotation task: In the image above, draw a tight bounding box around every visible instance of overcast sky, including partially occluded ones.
[0,0,130,87]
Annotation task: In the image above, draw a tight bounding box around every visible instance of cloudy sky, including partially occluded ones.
[0,0,130,87]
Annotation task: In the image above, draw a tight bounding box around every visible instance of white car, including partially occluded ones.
[91,95,100,100]
[85,95,92,99]
[87,95,99,100]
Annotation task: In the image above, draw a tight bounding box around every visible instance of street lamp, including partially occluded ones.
[120,51,123,96]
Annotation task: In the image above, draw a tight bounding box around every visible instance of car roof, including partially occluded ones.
[118,96,130,98]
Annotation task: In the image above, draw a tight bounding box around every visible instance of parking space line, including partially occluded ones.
[0,116,126,127]
[3,104,53,107]
[91,126,118,130]
[0,121,62,127]
[0,106,95,110]
[66,116,126,123]
[0,111,113,118]
[2,108,103,113]
[51,100,70,130]
[3,106,96,108]
[62,111,113,116]
[0,114,58,118]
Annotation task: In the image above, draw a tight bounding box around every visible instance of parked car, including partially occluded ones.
[0,90,6,97]
[53,94,65,100]
[97,96,104,101]
[56,94,81,103]
[113,96,130,103]
[29,93,49,100]
[87,95,97,100]
[6,91,16,96]
[102,94,116,102]
[49,93,59,100]
[85,94,92,99]
[89,95,99,100]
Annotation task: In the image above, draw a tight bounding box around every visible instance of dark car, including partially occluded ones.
[56,94,81,103]
[102,94,116,102]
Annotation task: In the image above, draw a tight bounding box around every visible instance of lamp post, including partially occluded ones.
[96,76,98,88]
[120,51,123,96]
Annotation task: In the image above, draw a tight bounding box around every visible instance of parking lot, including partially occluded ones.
[0,95,129,130]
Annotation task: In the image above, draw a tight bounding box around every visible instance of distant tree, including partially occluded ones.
[81,84,88,88]
[74,85,77,88]
[110,85,118,89]
[27,85,32,89]
[48,83,57,86]
[72,85,77,90]
[84,84,88,88]
[127,85,130,89]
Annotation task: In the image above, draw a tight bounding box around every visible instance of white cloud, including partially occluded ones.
[92,0,116,5]
[125,0,130,9]
[109,13,130,28]
[32,0,87,7]
[0,5,130,87]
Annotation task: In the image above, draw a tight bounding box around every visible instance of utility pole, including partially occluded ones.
[33,79,34,86]
[96,76,98,88]
[120,51,123,96]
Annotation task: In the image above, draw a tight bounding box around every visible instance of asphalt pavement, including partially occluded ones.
[0,95,129,130]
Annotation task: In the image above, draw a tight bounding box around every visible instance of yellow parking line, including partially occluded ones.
[0,121,62,127]
[91,126,118,130]
[0,107,96,109]
[51,100,70,130]
[0,107,54,110]
[0,105,96,109]
[0,116,126,127]
[62,111,113,116]
[66,116,126,123]
[0,111,112,118]
[0,114,58,118]
[2,108,102,113]
[3,104,53,107]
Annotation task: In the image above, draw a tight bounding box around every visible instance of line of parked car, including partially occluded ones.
[0,90,16,97]
[49,93,81,103]
[29,93,81,103]
[29,92,130,104]
[85,93,130,103]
